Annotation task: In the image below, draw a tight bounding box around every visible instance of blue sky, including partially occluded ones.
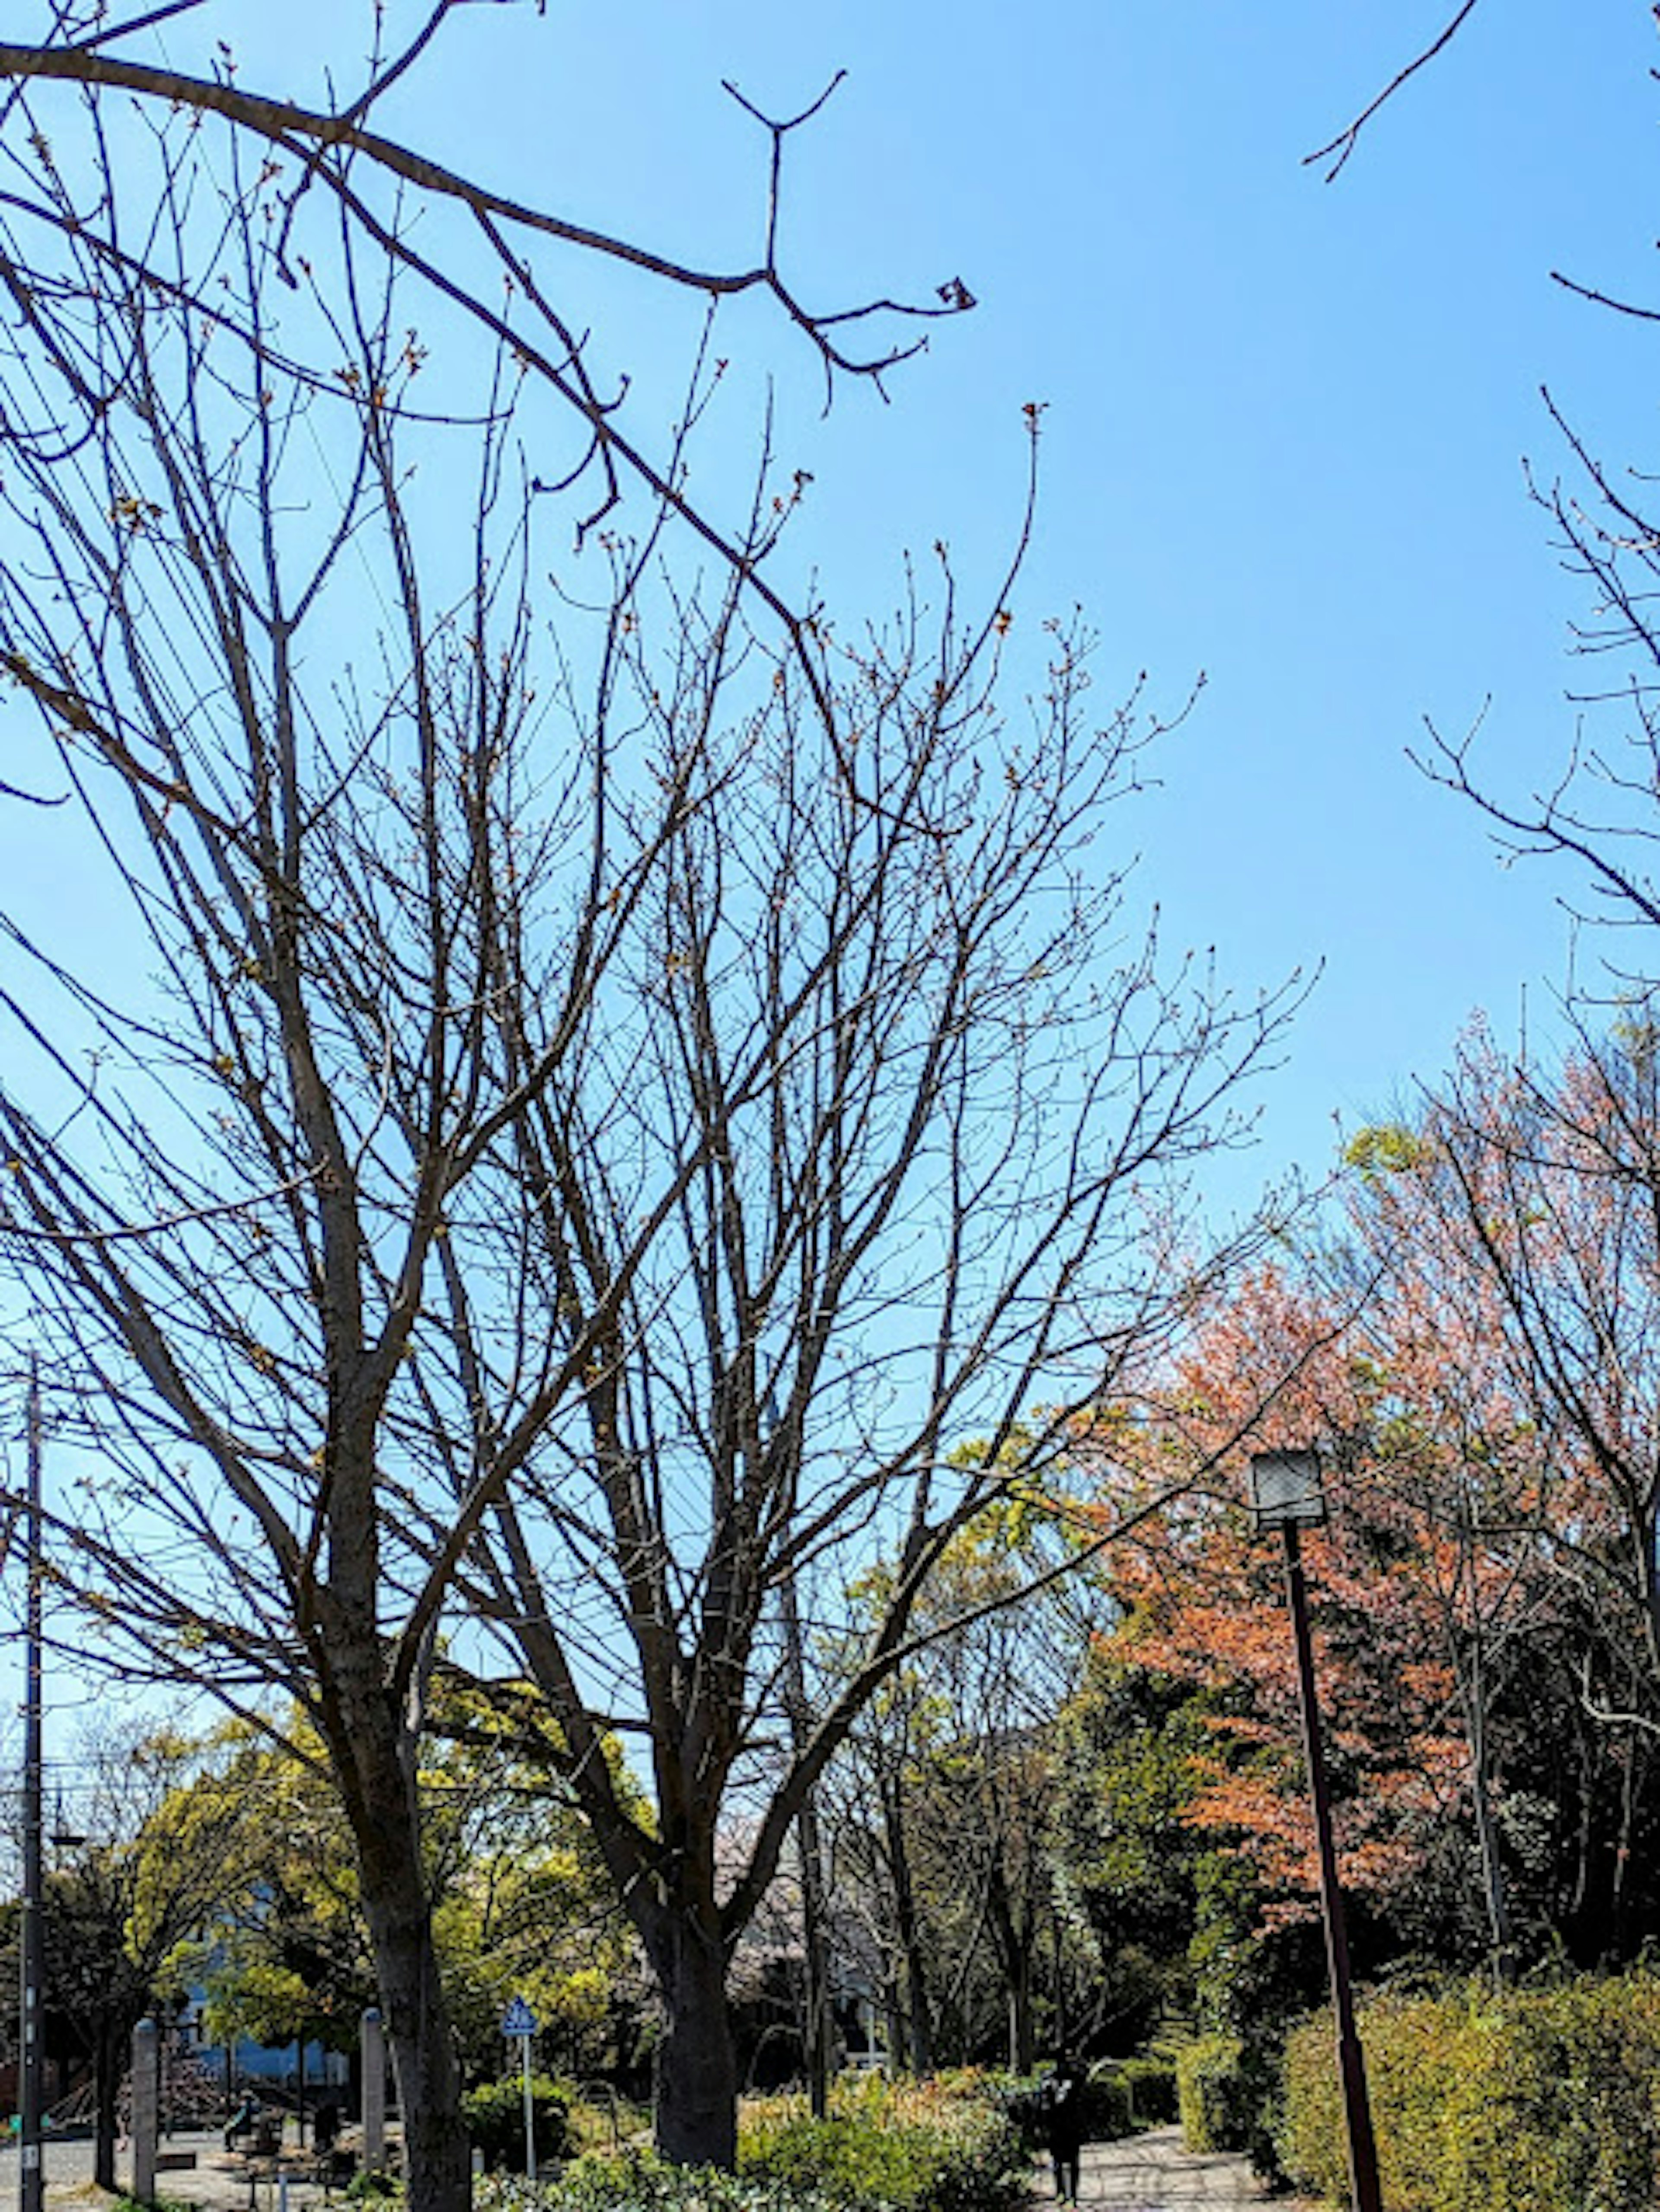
[317,0,1654,1209]
[10,0,1654,1221]
[1,0,1654,1792]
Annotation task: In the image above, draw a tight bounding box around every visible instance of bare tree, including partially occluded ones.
[0,1,1299,2190]
[819,1525,1100,2072]
[425,573,1300,2161]
[0,10,974,2207]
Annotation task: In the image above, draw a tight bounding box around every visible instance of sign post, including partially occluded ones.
[501,1998,539,2180]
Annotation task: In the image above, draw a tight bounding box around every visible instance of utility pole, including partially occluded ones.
[19,1359,44,2212]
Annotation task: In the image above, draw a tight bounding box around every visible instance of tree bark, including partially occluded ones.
[324,1626,469,2212]
[984,1860,1035,2074]
[650,1918,739,2170]
[355,1836,469,2211]
[881,1772,934,2074]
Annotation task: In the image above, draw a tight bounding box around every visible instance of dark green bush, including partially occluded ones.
[994,2075,1051,2150]
[998,2066,1132,2148]
[1079,2068,1132,2142]
[1279,1974,1660,2212]
[1116,2056,1178,2127]
[464,2075,574,2173]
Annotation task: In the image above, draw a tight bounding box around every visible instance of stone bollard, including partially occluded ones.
[360,2009,386,2174]
[131,2019,159,2206]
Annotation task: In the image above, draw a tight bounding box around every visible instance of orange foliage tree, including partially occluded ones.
[1070,1255,1552,1970]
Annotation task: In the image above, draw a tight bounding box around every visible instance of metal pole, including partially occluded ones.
[520,2034,535,2182]
[1281,1523,1384,2212]
[19,1361,44,2212]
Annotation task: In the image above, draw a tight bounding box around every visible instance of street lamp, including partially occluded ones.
[1247,1448,1384,2212]
[19,1361,45,2212]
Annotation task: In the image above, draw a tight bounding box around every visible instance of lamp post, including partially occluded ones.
[19,1362,44,2212]
[1247,1448,1383,2212]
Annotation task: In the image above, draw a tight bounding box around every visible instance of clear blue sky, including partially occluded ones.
[11,0,1655,1215]
[308,0,1650,1210]
[2,0,1654,1788]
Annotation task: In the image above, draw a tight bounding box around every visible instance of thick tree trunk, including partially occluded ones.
[652,1918,739,2169]
[326,1625,469,2212]
[358,1848,469,2212]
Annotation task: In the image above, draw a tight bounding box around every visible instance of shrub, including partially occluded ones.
[1000,2063,1137,2148]
[1176,2033,1282,2178]
[738,2071,1030,2212]
[994,2075,1052,2150]
[1278,1974,1660,2212]
[1079,2068,1133,2142]
[1176,2035,1249,2153]
[1116,2056,1178,2128]
[498,2162,843,2212]
[465,2076,574,2173]
[345,2174,402,2205]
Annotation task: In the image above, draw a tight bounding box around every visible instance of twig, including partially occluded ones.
[1305,0,1483,181]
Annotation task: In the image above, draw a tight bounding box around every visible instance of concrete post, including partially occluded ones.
[131,2018,159,2207]
[360,2009,386,2173]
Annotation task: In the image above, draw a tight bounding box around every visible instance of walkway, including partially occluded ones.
[0,2129,348,2212]
[2,2119,1314,2212]
[1046,2124,1318,2209]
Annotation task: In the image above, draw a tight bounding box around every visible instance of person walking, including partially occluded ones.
[1044,2054,1085,2206]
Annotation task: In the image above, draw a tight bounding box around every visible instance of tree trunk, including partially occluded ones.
[881,1773,934,2074]
[1449,1552,1513,1982]
[327,1641,469,2212]
[360,1875,469,2212]
[984,1862,1035,2074]
[651,1918,739,2169]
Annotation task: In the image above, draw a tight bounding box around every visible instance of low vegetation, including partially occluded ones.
[737,2072,1031,2212]
[464,2078,575,2173]
[469,2073,1032,2212]
[1278,1974,1660,2212]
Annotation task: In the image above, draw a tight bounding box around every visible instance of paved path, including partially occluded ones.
[0,2129,348,2212]
[3,2119,1311,2212]
[1038,2125,1317,2209]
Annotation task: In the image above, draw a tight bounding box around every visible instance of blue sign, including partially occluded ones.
[501,1996,538,2038]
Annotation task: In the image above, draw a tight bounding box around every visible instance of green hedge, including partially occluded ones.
[737,2072,1031,2212]
[1279,1975,1660,2212]
[999,2065,1138,2148]
[492,2166,842,2212]
[464,2076,574,2172]
[1176,2035,1251,2153]
[482,2073,1029,2212]
[1176,2033,1282,2177]
[1115,2057,1178,2128]
[1079,2068,1132,2143]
